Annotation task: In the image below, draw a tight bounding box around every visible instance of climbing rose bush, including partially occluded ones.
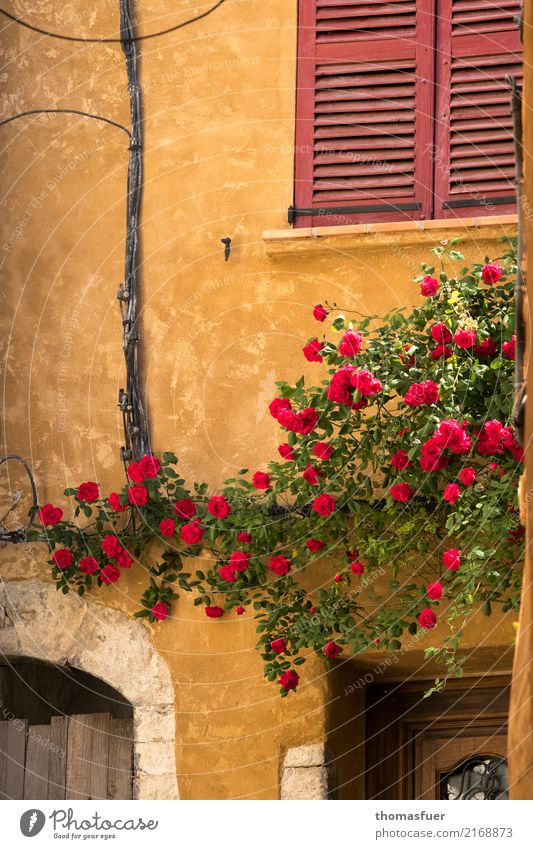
[28,240,523,695]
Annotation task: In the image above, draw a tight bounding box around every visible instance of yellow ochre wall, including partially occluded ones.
[0,1,518,799]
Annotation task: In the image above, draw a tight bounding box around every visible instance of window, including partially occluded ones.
[292,0,522,227]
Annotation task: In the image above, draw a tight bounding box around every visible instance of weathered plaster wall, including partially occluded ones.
[0,1,518,799]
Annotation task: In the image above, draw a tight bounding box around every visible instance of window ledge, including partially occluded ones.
[263,214,517,259]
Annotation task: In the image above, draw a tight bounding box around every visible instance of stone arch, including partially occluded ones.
[0,580,178,799]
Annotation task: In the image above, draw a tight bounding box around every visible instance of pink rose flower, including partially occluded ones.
[349,560,365,574]
[303,464,321,486]
[481,263,503,284]
[80,555,99,575]
[271,638,287,654]
[313,304,328,322]
[306,539,326,552]
[454,329,477,348]
[391,450,411,470]
[175,498,196,519]
[100,564,121,584]
[52,549,73,570]
[339,330,363,357]
[431,323,452,344]
[303,338,324,363]
[420,275,438,296]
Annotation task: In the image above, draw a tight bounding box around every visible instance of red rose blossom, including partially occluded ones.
[303,464,321,486]
[237,532,252,544]
[418,608,437,630]
[481,263,503,285]
[334,574,343,583]
[269,555,291,576]
[391,450,411,470]
[420,275,439,296]
[38,504,63,526]
[180,520,205,545]
[443,547,461,570]
[306,539,326,552]
[205,605,224,618]
[431,323,452,344]
[431,344,453,360]
[313,304,328,322]
[219,564,236,583]
[101,535,122,557]
[235,606,246,616]
[349,560,365,574]
[390,483,414,503]
[52,548,73,570]
[80,556,98,575]
[351,368,382,397]
[127,462,145,482]
[175,498,196,519]
[229,551,250,571]
[278,443,295,460]
[502,336,516,360]
[269,397,292,420]
[313,442,332,460]
[271,638,287,654]
[312,493,336,516]
[207,495,232,518]
[303,339,324,363]
[454,328,476,348]
[100,564,121,584]
[279,669,299,690]
[159,519,176,537]
[404,380,439,407]
[128,485,149,506]
[252,471,270,490]
[474,338,497,358]
[427,581,443,601]
[117,550,132,568]
[443,483,460,505]
[139,455,161,478]
[339,330,363,357]
[324,641,341,658]
[151,601,169,621]
[459,467,476,486]
[77,481,99,502]
[107,492,125,513]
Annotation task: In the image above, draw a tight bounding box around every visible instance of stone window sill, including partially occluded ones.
[263,214,517,258]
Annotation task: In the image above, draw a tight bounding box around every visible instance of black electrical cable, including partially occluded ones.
[0,108,131,139]
[0,0,228,43]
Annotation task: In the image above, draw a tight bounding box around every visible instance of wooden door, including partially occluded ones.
[0,713,133,800]
[365,676,510,800]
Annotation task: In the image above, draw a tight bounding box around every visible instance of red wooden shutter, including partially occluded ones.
[293,0,435,227]
[433,0,522,219]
